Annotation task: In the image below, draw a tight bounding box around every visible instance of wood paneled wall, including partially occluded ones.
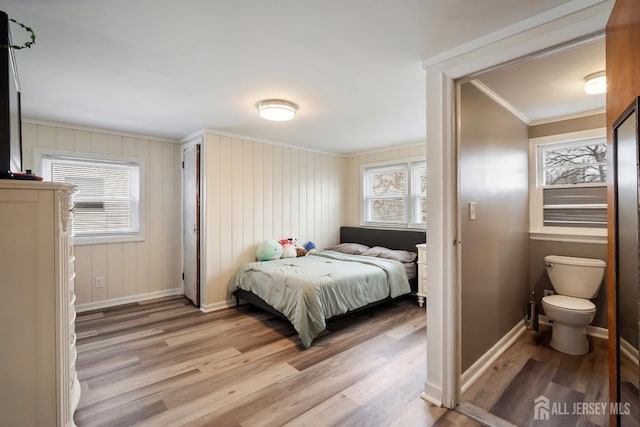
[343,143,426,226]
[22,121,181,306]
[199,131,347,306]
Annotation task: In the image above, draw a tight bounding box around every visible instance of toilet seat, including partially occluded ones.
[542,294,595,312]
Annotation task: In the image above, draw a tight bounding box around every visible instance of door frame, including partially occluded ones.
[181,137,205,308]
[421,0,613,408]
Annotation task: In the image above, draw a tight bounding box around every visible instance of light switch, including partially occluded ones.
[469,202,477,220]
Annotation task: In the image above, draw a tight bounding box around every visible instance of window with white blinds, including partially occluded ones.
[362,159,426,227]
[529,130,607,238]
[38,151,143,243]
[539,140,607,229]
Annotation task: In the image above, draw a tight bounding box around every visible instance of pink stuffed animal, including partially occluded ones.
[279,239,297,259]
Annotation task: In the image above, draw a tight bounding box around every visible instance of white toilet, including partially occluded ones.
[541,255,606,355]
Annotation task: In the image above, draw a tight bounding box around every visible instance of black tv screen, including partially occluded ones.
[0,10,23,178]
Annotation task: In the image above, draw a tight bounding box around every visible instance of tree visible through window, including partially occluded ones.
[363,160,425,226]
[538,140,607,228]
[542,143,607,185]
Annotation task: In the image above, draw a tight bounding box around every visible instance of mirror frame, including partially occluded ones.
[611,96,640,427]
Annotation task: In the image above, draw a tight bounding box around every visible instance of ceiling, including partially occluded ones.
[2,0,608,154]
[473,37,606,124]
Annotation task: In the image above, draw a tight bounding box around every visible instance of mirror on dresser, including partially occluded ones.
[612,96,640,426]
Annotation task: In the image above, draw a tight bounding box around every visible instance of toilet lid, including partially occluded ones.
[543,294,595,311]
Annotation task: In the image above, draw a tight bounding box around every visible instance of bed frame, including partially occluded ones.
[233,226,427,327]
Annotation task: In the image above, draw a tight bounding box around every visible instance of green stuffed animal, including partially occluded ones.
[256,240,282,261]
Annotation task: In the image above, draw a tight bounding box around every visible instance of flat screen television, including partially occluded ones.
[0,10,23,179]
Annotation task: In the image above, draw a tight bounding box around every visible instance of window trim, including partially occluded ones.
[361,157,426,229]
[34,148,145,245]
[529,128,607,242]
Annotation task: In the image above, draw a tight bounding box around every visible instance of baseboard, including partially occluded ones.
[421,382,443,407]
[200,299,235,313]
[461,319,526,394]
[75,288,183,313]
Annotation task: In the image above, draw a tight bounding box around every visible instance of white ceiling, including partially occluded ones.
[3,0,607,154]
[474,37,606,124]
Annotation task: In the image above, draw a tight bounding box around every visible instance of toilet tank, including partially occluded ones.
[544,255,606,299]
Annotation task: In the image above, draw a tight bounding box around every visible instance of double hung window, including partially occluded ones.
[363,159,426,227]
[530,130,607,238]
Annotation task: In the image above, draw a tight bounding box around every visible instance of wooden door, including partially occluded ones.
[182,144,200,306]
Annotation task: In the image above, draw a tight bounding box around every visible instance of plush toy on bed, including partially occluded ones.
[279,239,297,259]
[256,240,283,261]
[303,241,317,254]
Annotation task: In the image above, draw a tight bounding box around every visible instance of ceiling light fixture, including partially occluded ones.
[257,99,298,121]
[584,71,606,95]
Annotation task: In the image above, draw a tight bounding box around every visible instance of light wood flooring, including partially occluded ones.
[462,326,611,427]
[74,295,480,426]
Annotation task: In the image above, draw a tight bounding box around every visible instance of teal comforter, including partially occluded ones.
[228,250,410,348]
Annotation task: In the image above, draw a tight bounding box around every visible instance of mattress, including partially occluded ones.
[228,250,410,347]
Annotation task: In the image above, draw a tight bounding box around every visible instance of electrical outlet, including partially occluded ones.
[544,289,554,297]
[95,276,105,288]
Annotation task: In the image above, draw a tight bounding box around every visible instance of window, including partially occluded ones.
[363,159,426,227]
[530,129,607,239]
[37,150,144,244]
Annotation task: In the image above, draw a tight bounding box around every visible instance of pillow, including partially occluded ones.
[362,246,417,263]
[326,243,370,255]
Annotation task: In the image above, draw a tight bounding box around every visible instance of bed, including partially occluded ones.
[229,226,426,348]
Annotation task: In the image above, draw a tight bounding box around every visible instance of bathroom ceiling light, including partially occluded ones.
[584,71,606,95]
[257,99,298,121]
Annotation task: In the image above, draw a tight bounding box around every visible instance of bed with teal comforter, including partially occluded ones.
[228,250,411,348]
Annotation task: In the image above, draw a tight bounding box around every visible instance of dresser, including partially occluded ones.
[0,181,80,426]
[416,243,427,307]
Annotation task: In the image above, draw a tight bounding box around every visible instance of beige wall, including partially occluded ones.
[460,83,530,372]
[198,131,347,307]
[22,121,181,306]
[343,143,426,226]
[528,112,605,138]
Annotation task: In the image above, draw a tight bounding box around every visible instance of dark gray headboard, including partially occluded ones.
[339,226,426,253]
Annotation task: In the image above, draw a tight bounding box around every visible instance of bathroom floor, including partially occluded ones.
[462,325,611,426]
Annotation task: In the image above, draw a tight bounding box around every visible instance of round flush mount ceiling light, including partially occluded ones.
[584,71,606,95]
[257,99,298,121]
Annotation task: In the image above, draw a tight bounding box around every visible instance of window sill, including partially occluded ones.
[361,222,426,231]
[529,230,607,244]
[73,234,144,246]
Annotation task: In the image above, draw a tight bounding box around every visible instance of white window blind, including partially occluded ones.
[40,153,142,240]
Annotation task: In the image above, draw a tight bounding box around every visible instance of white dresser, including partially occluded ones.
[416,243,427,307]
[0,181,80,427]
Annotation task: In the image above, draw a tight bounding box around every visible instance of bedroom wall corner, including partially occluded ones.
[200,130,347,307]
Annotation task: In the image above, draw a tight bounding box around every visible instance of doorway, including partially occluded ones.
[182,143,201,306]
[422,0,613,412]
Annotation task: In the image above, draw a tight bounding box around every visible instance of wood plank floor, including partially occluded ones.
[74,296,480,426]
[463,326,612,427]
